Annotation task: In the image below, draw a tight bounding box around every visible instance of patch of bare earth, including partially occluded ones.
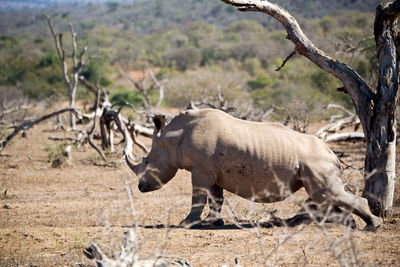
[0,122,400,266]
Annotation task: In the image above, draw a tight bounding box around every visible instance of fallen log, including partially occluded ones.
[325,132,365,142]
[316,115,360,140]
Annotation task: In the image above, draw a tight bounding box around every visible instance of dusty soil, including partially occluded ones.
[1,117,400,267]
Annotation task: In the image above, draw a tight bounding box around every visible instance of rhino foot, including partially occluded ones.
[188,222,204,229]
[363,217,381,232]
[204,218,224,227]
[187,219,224,229]
[180,219,224,229]
[179,217,203,229]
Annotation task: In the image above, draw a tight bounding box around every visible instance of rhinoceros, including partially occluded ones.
[126,108,381,231]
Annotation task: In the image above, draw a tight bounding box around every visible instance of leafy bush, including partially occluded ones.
[163,47,202,71]
[38,50,60,68]
[110,89,144,108]
[224,20,264,33]
[0,35,19,49]
[247,75,273,90]
[242,57,262,76]
[44,143,70,168]
[81,59,113,87]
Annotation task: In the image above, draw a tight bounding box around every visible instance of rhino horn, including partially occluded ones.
[125,154,139,174]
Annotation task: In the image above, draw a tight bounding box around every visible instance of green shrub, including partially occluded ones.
[164,47,202,71]
[110,89,144,108]
[224,20,264,34]
[38,51,60,68]
[81,59,113,87]
[243,57,262,76]
[0,35,19,49]
[247,75,273,90]
[44,143,70,168]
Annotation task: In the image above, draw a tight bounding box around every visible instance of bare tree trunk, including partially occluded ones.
[69,92,76,129]
[362,2,400,216]
[45,16,87,130]
[364,129,397,216]
[220,0,400,217]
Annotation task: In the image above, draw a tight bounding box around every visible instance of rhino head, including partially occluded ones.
[126,115,178,192]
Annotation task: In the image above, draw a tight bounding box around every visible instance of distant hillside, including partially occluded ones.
[0,0,383,35]
[0,0,381,114]
[271,0,381,18]
[0,0,132,10]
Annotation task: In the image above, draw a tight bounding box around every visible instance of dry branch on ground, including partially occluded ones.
[0,107,81,153]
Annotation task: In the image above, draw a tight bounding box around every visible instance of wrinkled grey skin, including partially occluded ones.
[126,109,381,231]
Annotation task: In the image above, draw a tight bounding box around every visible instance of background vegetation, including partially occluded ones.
[0,0,381,119]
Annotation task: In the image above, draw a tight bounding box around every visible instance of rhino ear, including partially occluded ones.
[153,115,166,132]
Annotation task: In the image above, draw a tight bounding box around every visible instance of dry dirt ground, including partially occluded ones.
[1,117,400,266]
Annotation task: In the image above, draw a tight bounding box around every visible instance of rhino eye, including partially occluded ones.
[144,159,149,165]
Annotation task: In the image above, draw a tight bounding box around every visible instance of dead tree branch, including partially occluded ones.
[326,132,365,143]
[87,89,106,161]
[45,15,87,129]
[0,105,34,121]
[0,107,81,153]
[275,50,296,71]
[316,106,361,140]
[79,78,152,159]
[147,67,164,109]
[122,69,152,109]
[188,86,237,114]
[122,65,165,111]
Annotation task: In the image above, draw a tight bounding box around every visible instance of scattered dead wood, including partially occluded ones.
[188,86,237,114]
[122,64,165,111]
[92,162,117,168]
[78,81,152,160]
[0,104,34,122]
[48,136,80,142]
[316,104,362,141]
[0,107,81,153]
[0,88,34,124]
[0,82,153,161]
[326,132,365,143]
[129,123,153,138]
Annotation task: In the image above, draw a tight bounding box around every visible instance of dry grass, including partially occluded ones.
[0,121,400,266]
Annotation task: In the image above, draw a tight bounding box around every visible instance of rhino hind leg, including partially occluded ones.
[304,182,381,231]
[204,184,224,226]
[328,186,381,231]
[301,164,381,231]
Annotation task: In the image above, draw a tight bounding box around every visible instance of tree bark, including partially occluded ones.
[362,1,400,217]
[220,0,400,217]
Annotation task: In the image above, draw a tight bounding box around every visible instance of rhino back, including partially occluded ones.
[177,109,323,166]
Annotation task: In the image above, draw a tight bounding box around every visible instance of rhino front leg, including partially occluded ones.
[205,184,224,226]
[179,168,215,229]
[179,187,207,228]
